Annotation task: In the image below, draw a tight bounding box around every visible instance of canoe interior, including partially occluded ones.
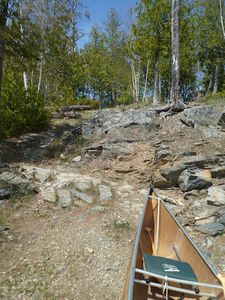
[123,189,225,300]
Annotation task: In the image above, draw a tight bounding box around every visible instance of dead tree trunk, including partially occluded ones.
[171,0,186,111]
[0,0,8,99]
[153,51,160,106]
[213,65,219,94]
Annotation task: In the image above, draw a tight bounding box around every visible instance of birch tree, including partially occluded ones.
[171,0,186,111]
[219,0,225,40]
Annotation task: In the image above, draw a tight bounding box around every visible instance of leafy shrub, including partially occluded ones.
[0,76,50,137]
[117,90,133,105]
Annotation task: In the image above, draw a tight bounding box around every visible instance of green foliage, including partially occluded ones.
[0,75,50,137]
[67,98,100,109]
[116,90,133,105]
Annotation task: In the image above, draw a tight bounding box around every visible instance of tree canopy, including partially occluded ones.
[0,0,224,136]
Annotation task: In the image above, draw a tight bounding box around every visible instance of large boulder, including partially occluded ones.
[57,189,73,208]
[182,105,222,126]
[41,187,57,203]
[21,166,53,183]
[160,163,187,184]
[82,108,157,138]
[178,168,212,192]
[160,155,220,185]
[153,170,174,189]
[0,172,30,194]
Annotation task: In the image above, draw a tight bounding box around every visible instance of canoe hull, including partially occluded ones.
[122,188,225,300]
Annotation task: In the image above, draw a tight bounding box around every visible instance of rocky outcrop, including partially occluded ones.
[82,142,133,159]
[40,171,113,208]
[159,154,223,186]
[0,124,82,164]
[182,105,222,126]
[82,108,157,138]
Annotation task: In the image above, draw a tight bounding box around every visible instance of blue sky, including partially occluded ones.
[79,0,137,47]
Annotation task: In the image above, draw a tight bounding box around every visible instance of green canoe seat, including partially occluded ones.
[143,254,198,283]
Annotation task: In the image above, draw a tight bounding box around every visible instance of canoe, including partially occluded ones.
[122,187,225,300]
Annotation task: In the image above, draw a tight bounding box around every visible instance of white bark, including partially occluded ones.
[213,65,219,94]
[219,0,225,40]
[23,72,28,91]
[19,3,28,91]
[142,60,150,102]
[131,58,141,102]
[171,0,181,103]
[37,56,43,93]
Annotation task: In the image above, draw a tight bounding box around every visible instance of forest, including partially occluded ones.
[0,0,224,137]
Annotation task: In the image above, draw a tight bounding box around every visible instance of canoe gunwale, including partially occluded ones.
[128,188,151,300]
[127,187,224,300]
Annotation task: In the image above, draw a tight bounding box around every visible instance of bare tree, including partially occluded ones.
[219,0,225,40]
[0,0,8,99]
[131,56,141,102]
[171,0,186,111]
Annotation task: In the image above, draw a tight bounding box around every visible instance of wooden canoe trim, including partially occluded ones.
[145,227,156,255]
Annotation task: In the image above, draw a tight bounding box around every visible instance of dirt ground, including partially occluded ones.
[0,112,225,299]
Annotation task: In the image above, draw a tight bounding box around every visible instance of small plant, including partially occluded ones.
[113,219,130,230]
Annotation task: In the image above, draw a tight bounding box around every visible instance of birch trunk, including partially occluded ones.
[37,56,43,93]
[0,0,8,99]
[131,58,141,102]
[219,0,225,40]
[213,65,219,94]
[19,3,28,90]
[171,0,186,112]
[153,52,160,106]
[23,72,28,91]
[142,60,150,103]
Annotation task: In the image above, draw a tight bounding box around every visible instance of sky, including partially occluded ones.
[78,0,137,47]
